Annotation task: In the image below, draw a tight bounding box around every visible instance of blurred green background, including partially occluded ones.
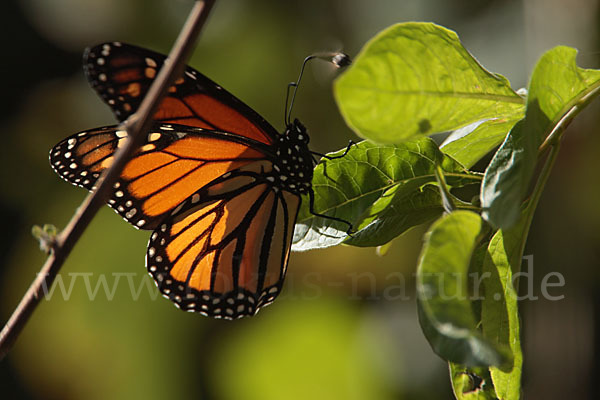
[1,0,599,398]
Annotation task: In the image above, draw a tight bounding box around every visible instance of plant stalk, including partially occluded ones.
[0,0,216,361]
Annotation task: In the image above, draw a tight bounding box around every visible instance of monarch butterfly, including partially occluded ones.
[49,42,350,319]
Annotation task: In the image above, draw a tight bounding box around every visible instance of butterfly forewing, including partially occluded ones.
[50,125,123,191]
[84,42,278,145]
[50,124,272,230]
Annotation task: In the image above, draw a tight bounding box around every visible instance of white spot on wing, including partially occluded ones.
[145,57,157,67]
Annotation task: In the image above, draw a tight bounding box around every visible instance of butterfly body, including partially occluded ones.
[49,42,326,319]
[269,120,314,194]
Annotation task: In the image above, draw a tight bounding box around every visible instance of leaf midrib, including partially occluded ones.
[299,172,480,223]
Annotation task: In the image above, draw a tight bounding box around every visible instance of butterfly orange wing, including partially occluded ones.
[147,168,300,318]
[50,42,316,318]
[84,42,278,145]
[50,124,272,230]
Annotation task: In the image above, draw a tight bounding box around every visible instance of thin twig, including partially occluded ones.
[0,0,216,361]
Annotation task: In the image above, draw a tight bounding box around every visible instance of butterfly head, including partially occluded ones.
[288,118,309,143]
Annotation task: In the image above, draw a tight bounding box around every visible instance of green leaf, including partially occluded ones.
[481,46,600,229]
[416,211,509,366]
[481,215,529,399]
[334,22,523,143]
[343,184,444,247]
[449,364,498,399]
[480,120,536,229]
[441,116,522,168]
[292,139,479,250]
[526,46,600,143]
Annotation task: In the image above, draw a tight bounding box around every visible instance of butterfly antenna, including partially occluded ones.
[284,52,352,126]
[285,55,315,126]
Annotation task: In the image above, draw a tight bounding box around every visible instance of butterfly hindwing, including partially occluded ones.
[147,169,300,318]
[84,42,278,145]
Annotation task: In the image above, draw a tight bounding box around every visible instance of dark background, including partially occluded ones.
[1,0,599,398]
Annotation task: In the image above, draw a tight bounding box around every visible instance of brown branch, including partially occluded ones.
[0,0,216,361]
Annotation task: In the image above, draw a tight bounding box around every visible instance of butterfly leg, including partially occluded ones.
[307,188,354,236]
[310,140,355,160]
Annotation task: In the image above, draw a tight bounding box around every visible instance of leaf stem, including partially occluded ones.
[522,142,561,252]
[455,203,481,212]
[434,163,455,213]
[0,0,216,361]
[445,172,484,181]
[538,80,600,155]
